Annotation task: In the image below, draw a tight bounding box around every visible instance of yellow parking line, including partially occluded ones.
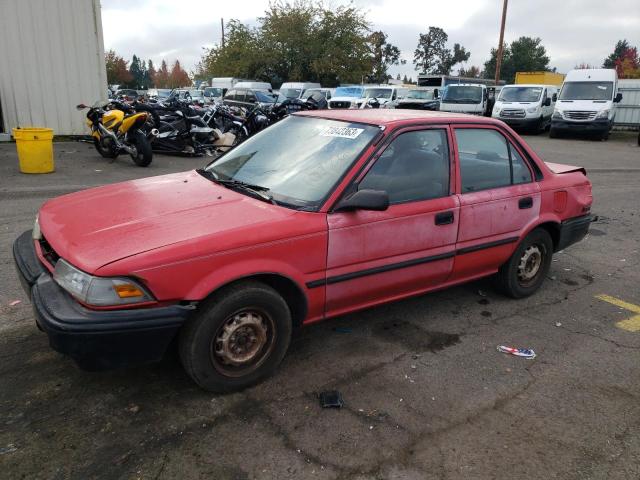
[595,294,640,332]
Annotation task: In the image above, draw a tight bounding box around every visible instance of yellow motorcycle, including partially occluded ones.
[76,100,155,167]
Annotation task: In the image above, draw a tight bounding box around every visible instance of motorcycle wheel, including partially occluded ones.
[130,130,153,167]
[93,138,117,158]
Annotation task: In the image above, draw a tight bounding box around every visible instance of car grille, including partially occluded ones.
[500,109,526,118]
[329,101,351,109]
[563,111,597,121]
[39,236,59,268]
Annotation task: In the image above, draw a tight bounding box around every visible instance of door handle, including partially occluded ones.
[435,211,454,225]
[519,197,533,209]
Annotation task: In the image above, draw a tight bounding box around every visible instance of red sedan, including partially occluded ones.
[13,110,594,392]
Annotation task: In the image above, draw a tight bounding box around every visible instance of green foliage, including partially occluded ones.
[413,27,469,75]
[105,50,131,86]
[196,1,393,87]
[603,40,631,68]
[483,37,550,82]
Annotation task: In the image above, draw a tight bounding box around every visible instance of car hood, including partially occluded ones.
[38,170,299,274]
[556,99,612,111]
[398,98,436,104]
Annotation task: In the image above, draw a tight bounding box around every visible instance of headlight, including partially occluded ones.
[53,259,154,306]
[552,110,563,119]
[32,214,42,240]
[596,109,610,119]
[493,107,501,115]
[526,107,539,114]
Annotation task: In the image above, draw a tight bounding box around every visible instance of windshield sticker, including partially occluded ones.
[320,126,364,139]
[597,85,607,90]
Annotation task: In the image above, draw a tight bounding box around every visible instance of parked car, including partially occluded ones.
[115,89,139,102]
[361,86,402,108]
[13,109,594,392]
[492,84,558,131]
[279,82,322,99]
[301,88,334,101]
[223,88,276,109]
[211,77,245,96]
[328,85,365,109]
[203,87,224,104]
[396,87,440,110]
[550,68,622,140]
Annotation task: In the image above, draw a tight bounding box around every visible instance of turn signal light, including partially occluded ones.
[114,284,145,298]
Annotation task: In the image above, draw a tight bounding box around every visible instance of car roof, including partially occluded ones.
[296,109,502,127]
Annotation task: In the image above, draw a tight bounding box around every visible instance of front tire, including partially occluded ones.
[496,228,553,299]
[179,281,292,392]
[549,128,560,139]
[131,130,153,167]
[93,138,117,158]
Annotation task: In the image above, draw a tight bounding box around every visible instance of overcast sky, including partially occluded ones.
[101,0,640,79]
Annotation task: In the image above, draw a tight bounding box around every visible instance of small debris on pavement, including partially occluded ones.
[555,322,562,327]
[332,327,352,333]
[319,390,344,408]
[0,444,17,455]
[477,290,487,297]
[94,169,102,172]
[9,300,21,306]
[497,345,536,359]
[126,404,140,414]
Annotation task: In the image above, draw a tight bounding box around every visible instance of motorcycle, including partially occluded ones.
[77,100,155,167]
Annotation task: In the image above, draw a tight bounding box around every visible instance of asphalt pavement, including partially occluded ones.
[1,131,639,479]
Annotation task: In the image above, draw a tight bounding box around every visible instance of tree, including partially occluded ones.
[402,74,408,83]
[104,50,131,86]
[615,47,640,78]
[483,37,549,83]
[459,65,481,78]
[196,1,373,87]
[168,60,190,88]
[603,40,631,68]
[146,60,157,88]
[413,27,469,75]
[155,60,170,88]
[367,30,404,83]
[128,54,144,89]
[574,62,596,69]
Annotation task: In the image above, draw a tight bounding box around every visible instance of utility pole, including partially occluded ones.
[494,0,508,85]
[221,18,225,48]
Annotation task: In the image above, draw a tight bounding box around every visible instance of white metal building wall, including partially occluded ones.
[615,79,640,127]
[0,0,108,136]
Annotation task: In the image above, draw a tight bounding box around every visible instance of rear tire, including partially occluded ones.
[496,228,553,299]
[131,130,153,167]
[179,281,292,392]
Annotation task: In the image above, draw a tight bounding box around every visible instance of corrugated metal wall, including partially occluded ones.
[615,79,640,127]
[0,0,108,135]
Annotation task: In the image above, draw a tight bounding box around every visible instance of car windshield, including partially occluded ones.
[205,116,379,209]
[406,90,434,100]
[157,90,171,98]
[499,87,543,102]
[302,90,322,99]
[255,91,276,102]
[363,88,392,99]
[334,87,364,98]
[189,90,203,98]
[559,81,613,101]
[442,86,482,103]
[280,88,302,99]
[204,88,223,97]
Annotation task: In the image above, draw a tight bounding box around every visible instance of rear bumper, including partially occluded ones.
[551,119,611,133]
[13,230,192,370]
[556,214,595,251]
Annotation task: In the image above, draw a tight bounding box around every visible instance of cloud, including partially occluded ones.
[101,0,640,78]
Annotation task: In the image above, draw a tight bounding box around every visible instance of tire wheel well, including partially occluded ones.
[536,222,561,251]
[205,274,308,329]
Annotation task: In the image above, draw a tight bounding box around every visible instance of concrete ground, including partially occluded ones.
[1,131,639,479]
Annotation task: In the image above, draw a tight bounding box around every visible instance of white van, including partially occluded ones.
[550,69,622,140]
[211,77,244,95]
[234,81,273,92]
[492,84,558,131]
[439,84,488,115]
[279,82,321,99]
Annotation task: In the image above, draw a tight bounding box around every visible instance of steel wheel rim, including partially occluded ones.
[517,244,544,287]
[210,308,276,378]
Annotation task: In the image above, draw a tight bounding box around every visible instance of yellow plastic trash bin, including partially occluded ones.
[12,128,55,174]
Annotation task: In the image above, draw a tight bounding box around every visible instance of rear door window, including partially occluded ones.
[456,128,532,192]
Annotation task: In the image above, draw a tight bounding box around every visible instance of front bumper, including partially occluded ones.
[556,214,595,252]
[13,230,192,371]
[498,116,542,129]
[551,118,612,133]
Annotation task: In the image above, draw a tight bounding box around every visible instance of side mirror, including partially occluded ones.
[335,189,389,212]
[552,93,557,102]
[543,97,552,107]
[614,93,623,103]
[76,104,87,110]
